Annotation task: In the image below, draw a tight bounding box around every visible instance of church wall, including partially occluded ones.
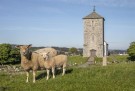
[83,18,104,57]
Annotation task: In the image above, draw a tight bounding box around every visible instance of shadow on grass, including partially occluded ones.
[55,68,73,75]
[36,68,73,80]
[0,87,14,91]
[127,56,135,61]
[36,71,46,80]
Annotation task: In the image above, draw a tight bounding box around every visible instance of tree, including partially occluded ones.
[69,47,78,55]
[0,44,20,64]
[9,47,20,63]
[0,44,11,64]
[127,42,135,61]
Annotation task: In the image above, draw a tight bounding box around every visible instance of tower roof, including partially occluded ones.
[83,9,104,19]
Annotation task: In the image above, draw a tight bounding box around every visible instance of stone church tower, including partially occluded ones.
[83,8,105,57]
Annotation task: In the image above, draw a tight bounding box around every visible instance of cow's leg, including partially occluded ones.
[52,67,55,79]
[33,70,36,83]
[46,69,50,80]
[26,71,29,83]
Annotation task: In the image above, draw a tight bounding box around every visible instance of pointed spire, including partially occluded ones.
[93,6,96,12]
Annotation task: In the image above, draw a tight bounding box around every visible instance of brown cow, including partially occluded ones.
[16,44,57,83]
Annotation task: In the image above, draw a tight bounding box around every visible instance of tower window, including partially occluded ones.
[92,21,94,26]
[92,35,94,42]
[92,27,95,30]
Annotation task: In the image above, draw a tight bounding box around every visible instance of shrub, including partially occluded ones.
[0,44,20,64]
[127,42,135,61]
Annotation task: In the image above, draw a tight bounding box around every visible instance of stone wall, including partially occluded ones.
[83,18,104,57]
[0,65,24,74]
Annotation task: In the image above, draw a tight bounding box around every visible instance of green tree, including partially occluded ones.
[0,44,20,64]
[0,44,11,64]
[127,42,135,61]
[9,47,20,63]
[69,47,78,55]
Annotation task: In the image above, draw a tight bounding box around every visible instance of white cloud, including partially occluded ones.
[56,0,135,7]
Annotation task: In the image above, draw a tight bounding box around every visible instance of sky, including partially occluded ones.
[0,0,135,50]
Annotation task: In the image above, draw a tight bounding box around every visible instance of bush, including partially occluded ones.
[0,44,20,64]
[127,42,135,61]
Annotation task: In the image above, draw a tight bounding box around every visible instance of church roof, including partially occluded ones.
[83,11,104,19]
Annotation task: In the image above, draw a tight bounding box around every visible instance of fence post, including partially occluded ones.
[103,56,107,66]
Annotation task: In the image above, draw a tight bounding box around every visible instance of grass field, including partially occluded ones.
[1,55,135,91]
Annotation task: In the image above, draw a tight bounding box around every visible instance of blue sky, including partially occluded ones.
[0,0,135,49]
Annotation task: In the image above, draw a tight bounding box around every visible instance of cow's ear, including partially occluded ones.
[47,52,50,54]
[28,44,32,48]
[15,45,21,48]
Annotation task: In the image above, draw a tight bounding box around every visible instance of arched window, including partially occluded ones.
[90,34,95,43]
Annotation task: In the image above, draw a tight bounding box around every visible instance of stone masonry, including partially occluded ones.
[83,9,105,57]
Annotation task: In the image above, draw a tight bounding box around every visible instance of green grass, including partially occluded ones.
[0,55,134,91]
[68,56,88,66]
[94,55,129,64]
[1,62,135,91]
[107,55,129,63]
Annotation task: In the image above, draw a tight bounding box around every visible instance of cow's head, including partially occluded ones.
[41,52,50,60]
[16,44,32,56]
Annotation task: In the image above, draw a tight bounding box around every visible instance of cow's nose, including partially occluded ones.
[23,52,26,56]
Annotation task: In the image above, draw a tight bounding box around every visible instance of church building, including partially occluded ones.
[83,7,108,57]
